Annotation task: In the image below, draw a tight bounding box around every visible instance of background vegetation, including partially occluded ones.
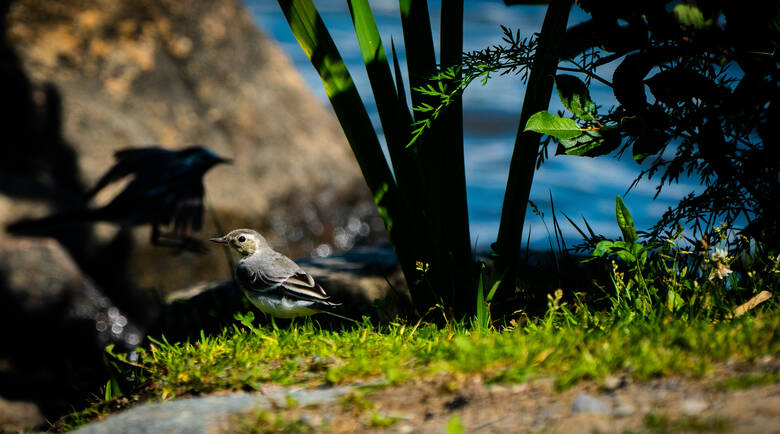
[277,0,778,318]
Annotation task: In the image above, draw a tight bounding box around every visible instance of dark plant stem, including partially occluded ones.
[439,0,475,317]
[493,0,573,298]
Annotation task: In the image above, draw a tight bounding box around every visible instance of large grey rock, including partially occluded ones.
[1,0,381,291]
[73,386,353,434]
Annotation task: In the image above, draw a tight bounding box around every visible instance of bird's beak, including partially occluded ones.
[217,156,232,165]
[209,236,228,244]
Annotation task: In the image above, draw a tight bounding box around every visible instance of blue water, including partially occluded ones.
[246,1,703,250]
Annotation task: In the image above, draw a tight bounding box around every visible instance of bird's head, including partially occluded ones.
[210,228,268,256]
[180,146,232,169]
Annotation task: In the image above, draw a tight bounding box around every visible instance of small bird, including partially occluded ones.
[210,228,355,322]
[8,146,230,251]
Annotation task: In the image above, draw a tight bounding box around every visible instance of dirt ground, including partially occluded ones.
[247,366,780,433]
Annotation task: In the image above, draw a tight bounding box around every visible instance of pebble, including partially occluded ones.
[602,376,626,391]
[571,394,611,414]
[613,404,635,418]
[539,403,560,420]
[680,398,708,415]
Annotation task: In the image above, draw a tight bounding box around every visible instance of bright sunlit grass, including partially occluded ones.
[124,310,778,401]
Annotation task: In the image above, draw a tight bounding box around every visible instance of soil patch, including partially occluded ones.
[231,371,779,433]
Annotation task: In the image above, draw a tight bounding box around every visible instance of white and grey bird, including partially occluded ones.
[210,229,355,322]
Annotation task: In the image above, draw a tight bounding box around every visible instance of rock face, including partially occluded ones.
[0,235,142,424]
[0,396,44,433]
[72,385,354,434]
[1,0,382,290]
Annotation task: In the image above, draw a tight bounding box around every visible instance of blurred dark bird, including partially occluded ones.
[8,146,231,251]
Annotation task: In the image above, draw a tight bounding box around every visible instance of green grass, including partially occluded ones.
[715,372,780,391]
[120,311,778,401]
[52,307,778,431]
[643,412,732,433]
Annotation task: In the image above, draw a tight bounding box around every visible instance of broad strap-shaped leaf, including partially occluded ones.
[277,0,396,219]
[555,74,596,121]
[390,39,410,117]
[399,0,437,115]
[615,196,637,244]
[348,0,418,195]
[524,111,582,140]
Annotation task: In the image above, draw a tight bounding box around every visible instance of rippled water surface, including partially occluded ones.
[245,1,703,250]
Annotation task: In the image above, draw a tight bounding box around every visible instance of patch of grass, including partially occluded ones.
[716,372,780,391]
[644,412,732,432]
[232,408,315,433]
[368,411,401,428]
[54,305,777,432]
[122,311,778,400]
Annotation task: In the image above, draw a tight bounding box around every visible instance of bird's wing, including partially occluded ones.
[237,255,331,303]
[278,271,333,303]
[235,259,273,289]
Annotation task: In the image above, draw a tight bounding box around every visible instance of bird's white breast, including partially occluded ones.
[245,292,319,318]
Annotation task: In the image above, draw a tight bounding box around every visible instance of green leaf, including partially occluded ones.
[524,111,582,140]
[557,126,621,157]
[558,130,603,156]
[593,240,616,257]
[614,248,637,265]
[234,311,255,329]
[486,275,502,302]
[666,289,684,312]
[615,196,637,244]
[445,414,466,434]
[475,273,486,329]
[555,74,596,121]
[673,4,711,29]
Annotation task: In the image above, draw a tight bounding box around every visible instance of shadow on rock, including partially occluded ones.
[0,237,142,425]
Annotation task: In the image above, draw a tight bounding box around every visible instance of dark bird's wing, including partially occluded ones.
[85,147,174,199]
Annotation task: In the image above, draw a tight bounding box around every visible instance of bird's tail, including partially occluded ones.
[319,309,359,324]
[6,209,98,234]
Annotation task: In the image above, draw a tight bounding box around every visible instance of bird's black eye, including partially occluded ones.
[238,236,246,243]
